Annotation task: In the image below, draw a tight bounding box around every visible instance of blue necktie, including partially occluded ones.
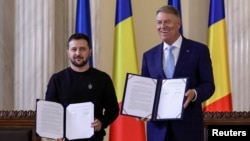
[166,46,175,78]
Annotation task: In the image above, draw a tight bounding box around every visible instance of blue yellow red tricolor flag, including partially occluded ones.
[168,0,183,34]
[109,0,146,141]
[75,0,93,66]
[203,0,232,112]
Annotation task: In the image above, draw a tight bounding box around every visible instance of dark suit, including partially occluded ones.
[141,37,215,141]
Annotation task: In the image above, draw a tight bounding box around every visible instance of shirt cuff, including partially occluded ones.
[191,89,197,102]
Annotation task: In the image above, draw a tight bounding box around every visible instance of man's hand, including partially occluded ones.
[54,138,65,141]
[183,89,196,109]
[91,119,102,131]
[136,117,150,122]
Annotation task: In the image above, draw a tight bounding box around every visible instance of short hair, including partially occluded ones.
[156,5,181,18]
[67,33,91,49]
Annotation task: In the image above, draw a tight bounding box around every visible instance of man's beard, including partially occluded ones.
[70,57,88,67]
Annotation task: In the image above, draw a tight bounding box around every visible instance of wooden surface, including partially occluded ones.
[0,110,41,141]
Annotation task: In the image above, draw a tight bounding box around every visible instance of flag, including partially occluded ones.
[203,0,232,112]
[168,0,183,34]
[75,0,93,66]
[109,0,146,141]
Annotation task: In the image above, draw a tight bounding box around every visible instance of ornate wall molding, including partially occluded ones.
[0,110,39,141]
[0,110,36,119]
[203,111,250,126]
[204,111,250,119]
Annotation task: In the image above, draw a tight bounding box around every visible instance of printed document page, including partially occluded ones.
[36,100,64,139]
[156,78,186,119]
[66,102,94,140]
[121,74,157,119]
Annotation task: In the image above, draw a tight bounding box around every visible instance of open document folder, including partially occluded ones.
[121,73,187,120]
[36,100,94,140]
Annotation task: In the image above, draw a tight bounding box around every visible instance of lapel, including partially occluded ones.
[151,43,166,78]
[174,38,192,77]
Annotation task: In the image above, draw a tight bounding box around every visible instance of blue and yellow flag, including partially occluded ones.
[109,0,146,141]
[75,0,93,66]
[203,0,232,112]
[168,0,183,34]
